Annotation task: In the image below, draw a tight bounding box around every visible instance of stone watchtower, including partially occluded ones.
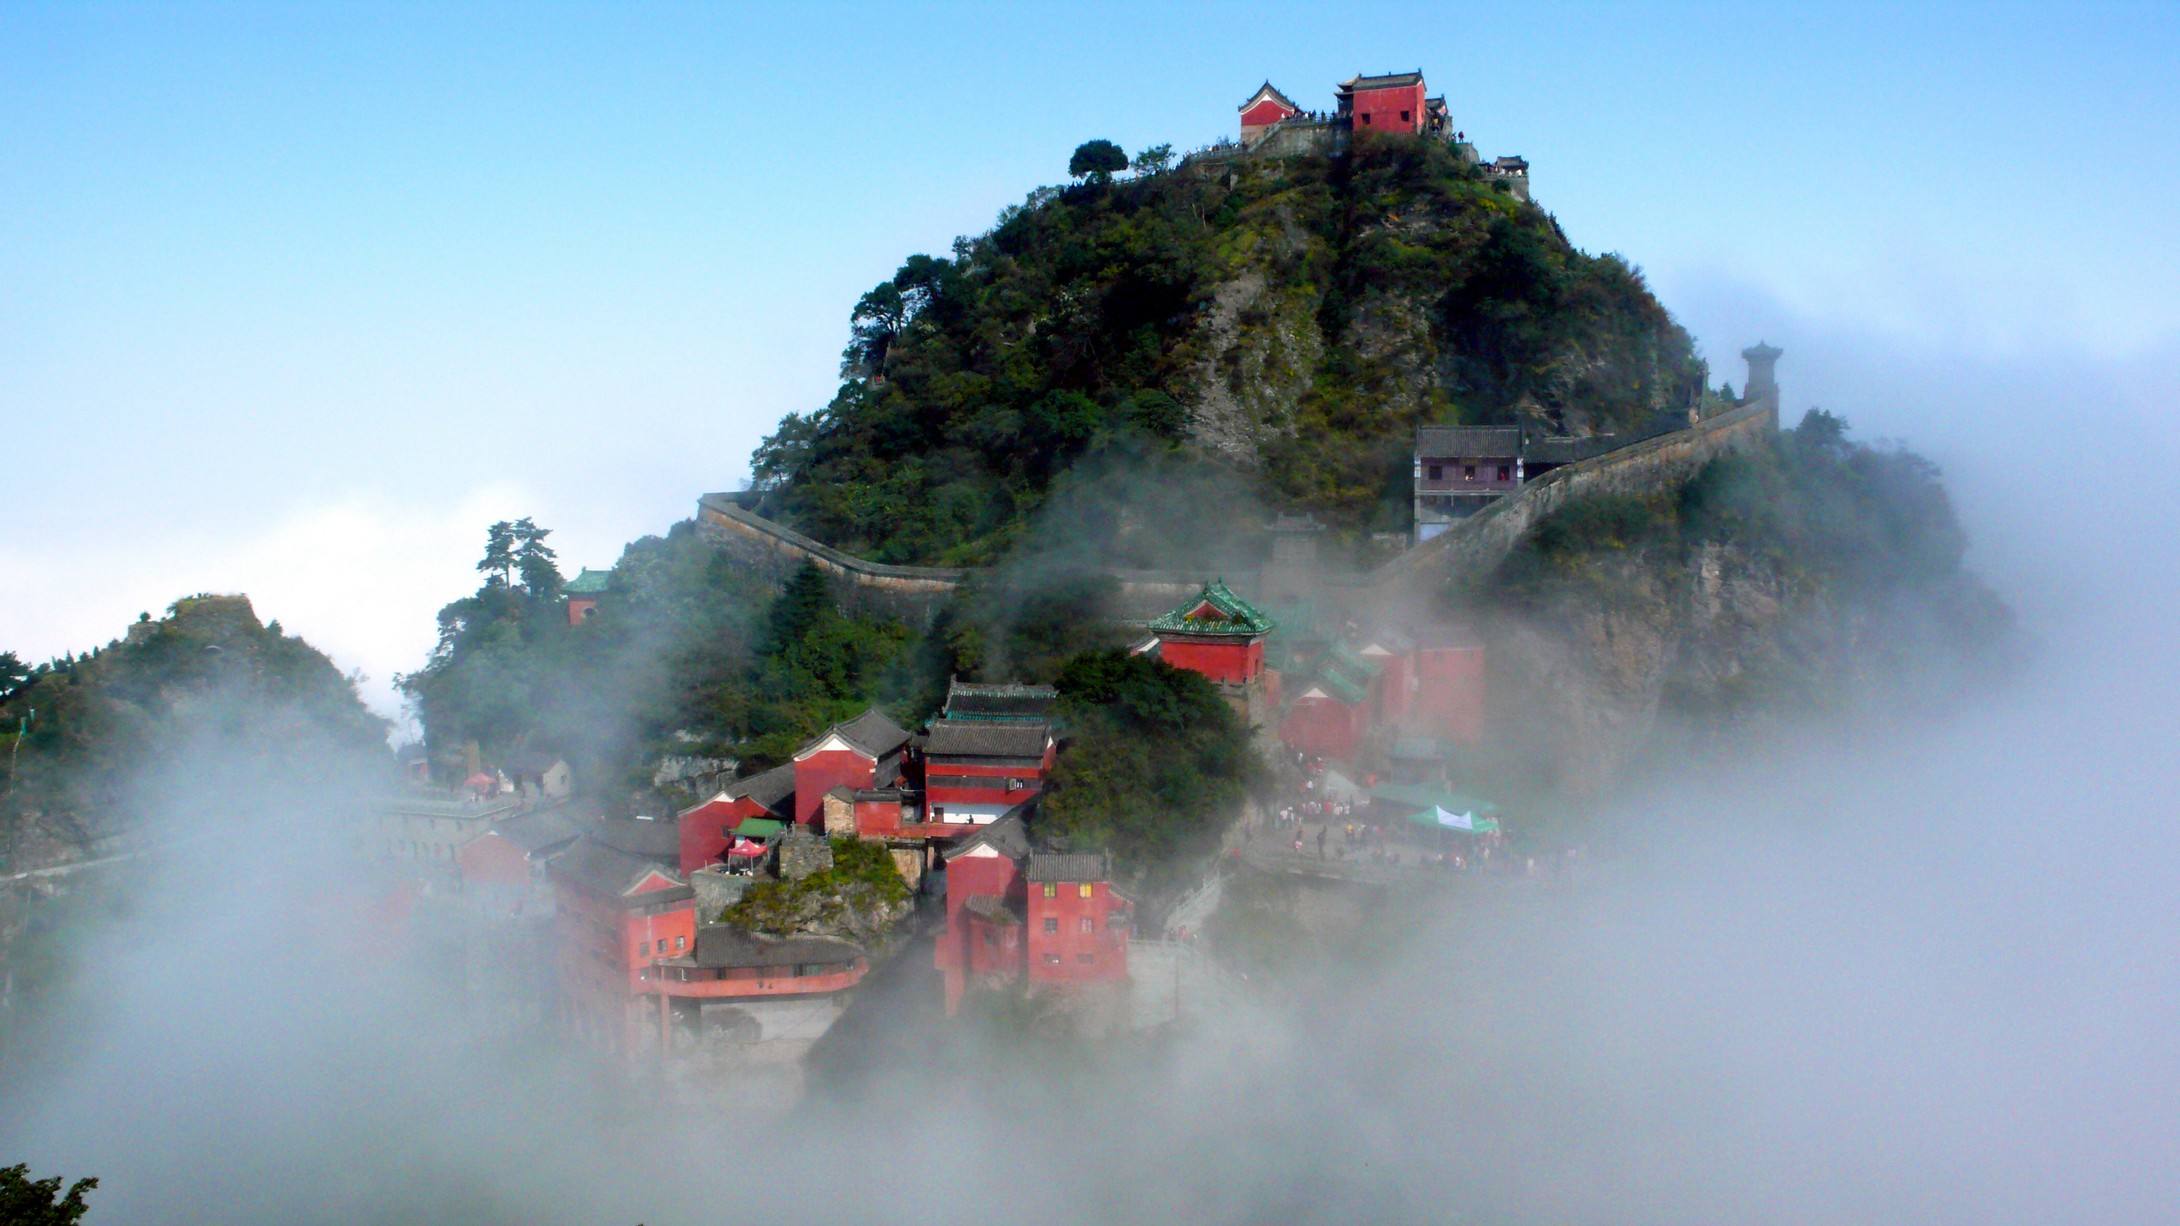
[1741,341,1783,407]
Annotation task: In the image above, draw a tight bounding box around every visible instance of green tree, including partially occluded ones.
[476,520,517,588]
[0,651,28,701]
[1039,651,1255,890]
[1132,142,1174,175]
[0,1163,97,1224]
[511,517,562,596]
[1067,139,1127,184]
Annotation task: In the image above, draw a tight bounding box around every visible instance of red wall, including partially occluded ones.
[1279,694,1367,760]
[1026,879,1130,985]
[1373,652,1413,724]
[927,756,1049,813]
[550,876,694,1053]
[1241,97,1297,137]
[457,829,531,891]
[566,597,598,627]
[677,795,771,875]
[1158,636,1264,684]
[936,853,1026,1013]
[1413,646,1486,744]
[793,750,876,827]
[1349,83,1427,135]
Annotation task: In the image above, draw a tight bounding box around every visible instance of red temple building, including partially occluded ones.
[1336,70,1429,136]
[546,835,698,1054]
[924,679,1057,823]
[675,763,795,874]
[563,568,612,626]
[936,813,1033,1014]
[924,720,1054,824]
[639,927,869,1049]
[934,813,1131,1015]
[1410,628,1486,746]
[455,807,582,917]
[1024,852,1131,988]
[1277,646,1379,761]
[790,708,910,828]
[1147,580,1275,686]
[1238,81,1301,141]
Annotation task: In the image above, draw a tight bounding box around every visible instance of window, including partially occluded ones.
[1400,110,1412,122]
[1044,953,1062,965]
[1361,113,1372,125]
[1042,883,1057,898]
[1463,465,1477,480]
[1077,953,1095,964]
[675,935,686,952]
[1078,883,1094,899]
[1497,465,1512,482]
[1427,463,1442,480]
[1079,917,1095,933]
[1043,918,1059,934]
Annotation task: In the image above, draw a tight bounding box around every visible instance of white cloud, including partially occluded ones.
[0,483,541,729]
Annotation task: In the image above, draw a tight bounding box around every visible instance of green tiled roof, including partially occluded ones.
[1147,580,1275,637]
[1325,643,1382,682]
[1306,667,1370,706]
[564,568,613,595]
[732,817,786,842]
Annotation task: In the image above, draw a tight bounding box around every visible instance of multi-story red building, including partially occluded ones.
[639,928,868,1048]
[1024,853,1130,987]
[935,813,1032,1014]
[1147,580,1275,685]
[675,762,794,874]
[924,719,1054,823]
[545,835,697,1054]
[790,709,911,828]
[1336,70,1429,136]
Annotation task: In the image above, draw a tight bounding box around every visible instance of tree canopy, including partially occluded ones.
[1067,138,1128,183]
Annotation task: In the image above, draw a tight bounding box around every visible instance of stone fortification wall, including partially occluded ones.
[696,396,1776,621]
[1369,396,1779,601]
[696,494,969,624]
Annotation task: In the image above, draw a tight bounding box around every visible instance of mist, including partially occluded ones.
[5,322,2179,1224]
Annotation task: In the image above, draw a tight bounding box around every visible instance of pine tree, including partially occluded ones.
[477,521,517,587]
[512,517,562,596]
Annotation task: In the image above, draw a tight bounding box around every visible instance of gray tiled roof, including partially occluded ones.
[926,719,1050,761]
[691,926,864,970]
[1339,71,1424,91]
[487,808,583,856]
[722,762,797,813]
[1416,425,1522,458]
[549,836,686,900]
[592,815,681,860]
[1026,852,1109,883]
[823,708,912,759]
[941,809,1033,863]
[942,678,1057,721]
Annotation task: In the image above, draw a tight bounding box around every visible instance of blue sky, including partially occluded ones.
[4,1,2176,717]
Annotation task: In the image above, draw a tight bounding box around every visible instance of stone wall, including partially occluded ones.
[694,395,1777,621]
[1369,395,1780,602]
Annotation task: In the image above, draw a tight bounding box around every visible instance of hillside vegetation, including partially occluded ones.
[751,137,1706,565]
[0,596,388,863]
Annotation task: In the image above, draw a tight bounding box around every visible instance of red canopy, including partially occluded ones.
[726,838,767,858]
[463,772,496,789]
